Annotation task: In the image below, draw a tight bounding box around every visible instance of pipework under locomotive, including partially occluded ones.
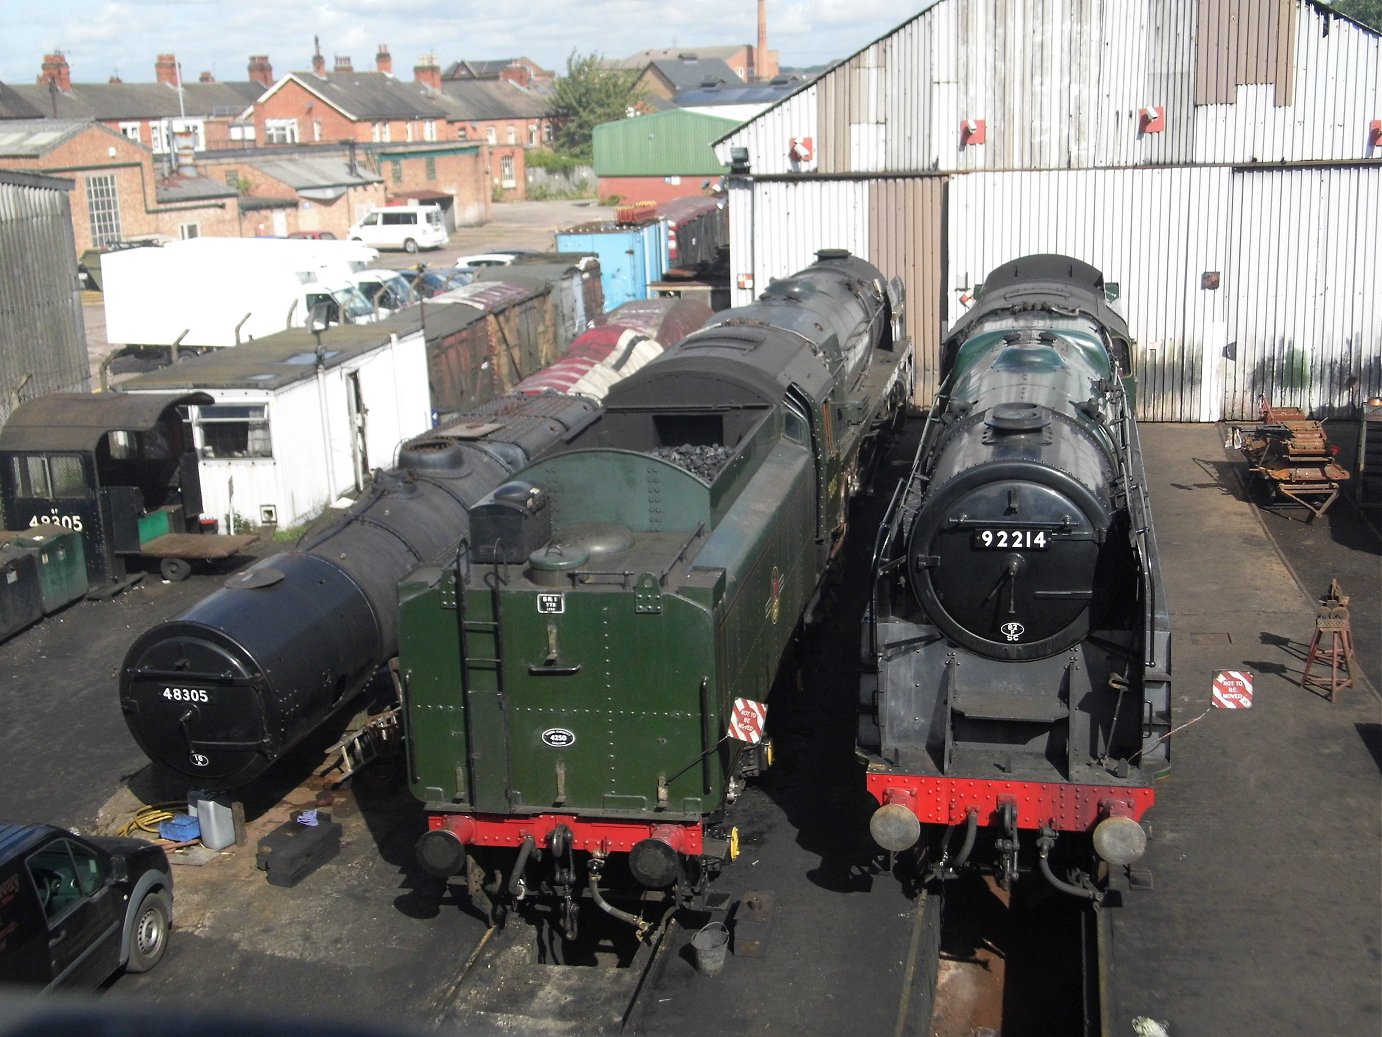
[859,254,1171,899]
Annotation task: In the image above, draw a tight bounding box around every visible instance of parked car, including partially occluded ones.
[451,250,538,267]
[347,203,448,253]
[349,268,419,317]
[287,230,337,240]
[399,265,472,299]
[0,822,172,989]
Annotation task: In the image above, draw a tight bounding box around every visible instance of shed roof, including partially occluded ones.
[251,156,382,192]
[114,320,420,393]
[0,392,213,453]
[593,109,739,176]
[0,118,111,157]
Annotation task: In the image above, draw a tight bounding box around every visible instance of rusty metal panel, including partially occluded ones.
[868,177,946,402]
[0,172,88,430]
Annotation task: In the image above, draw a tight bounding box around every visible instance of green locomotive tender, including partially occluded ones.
[401,250,913,937]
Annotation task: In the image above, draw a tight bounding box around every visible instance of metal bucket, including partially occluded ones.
[690,921,729,975]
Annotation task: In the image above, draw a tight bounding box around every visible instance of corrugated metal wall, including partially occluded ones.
[1224,166,1382,418]
[0,173,89,431]
[717,0,1379,420]
[726,176,946,400]
[718,0,1380,176]
[730,164,1381,419]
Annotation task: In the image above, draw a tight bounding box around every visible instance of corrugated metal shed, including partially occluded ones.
[717,0,1380,176]
[0,170,89,430]
[594,110,740,177]
[716,0,1380,419]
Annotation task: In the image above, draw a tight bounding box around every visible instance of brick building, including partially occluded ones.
[0,119,237,254]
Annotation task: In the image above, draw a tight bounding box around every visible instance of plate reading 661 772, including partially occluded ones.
[973,529,1049,549]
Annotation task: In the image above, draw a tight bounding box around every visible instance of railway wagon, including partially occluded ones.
[860,254,1172,900]
[402,250,913,942]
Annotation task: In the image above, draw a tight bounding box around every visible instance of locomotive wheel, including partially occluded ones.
[159,557,193,582]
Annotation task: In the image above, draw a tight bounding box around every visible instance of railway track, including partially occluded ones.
[432,910,682,1033]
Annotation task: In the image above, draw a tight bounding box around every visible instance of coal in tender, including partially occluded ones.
[652,444,731,480]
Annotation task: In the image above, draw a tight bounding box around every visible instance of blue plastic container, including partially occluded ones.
[158,813,201,842]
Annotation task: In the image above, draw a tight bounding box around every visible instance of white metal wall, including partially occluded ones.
[190,328,431,530]
[717,0,1381,177]
[1224,166,1382,418]
[730,164,1382,420]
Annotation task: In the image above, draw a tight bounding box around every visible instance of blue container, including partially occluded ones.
[556,220,667,310]
[158,813,201,842]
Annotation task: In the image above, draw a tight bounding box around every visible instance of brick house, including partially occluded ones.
[3,52,267,159]
[205,151,386,238]
[0,119,237,254]
[441,57,556,92]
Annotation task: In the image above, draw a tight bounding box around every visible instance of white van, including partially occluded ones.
[347,204,448,253]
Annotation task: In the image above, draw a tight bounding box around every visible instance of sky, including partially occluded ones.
[0,1,914,87]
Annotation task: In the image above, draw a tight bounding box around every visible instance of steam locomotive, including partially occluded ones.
[118,299,710,787]
[403,251,913,941]
[859,255,1171,899]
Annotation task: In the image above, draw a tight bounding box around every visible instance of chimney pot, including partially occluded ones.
[376,44,393,76]
[39,53,72,92]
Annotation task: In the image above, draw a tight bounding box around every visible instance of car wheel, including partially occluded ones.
[403,238,418,254]
[126,890,170,973]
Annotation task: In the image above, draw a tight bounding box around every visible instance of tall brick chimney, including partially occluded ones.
[247,55,274,87]
[38,53,71,92]
[376,44,393,76]
[755,0,767,82]
[155,53,179,86]
[414,54,441,91]
[333,55,353,74]
[312,36,326,77]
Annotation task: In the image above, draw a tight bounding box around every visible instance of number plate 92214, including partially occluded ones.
[973,529,1050,549]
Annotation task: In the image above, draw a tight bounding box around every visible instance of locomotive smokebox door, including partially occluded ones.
[471,481,550,563]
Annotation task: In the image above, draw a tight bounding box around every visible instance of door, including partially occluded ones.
[27,838,121,988]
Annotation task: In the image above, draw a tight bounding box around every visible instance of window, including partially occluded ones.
[485,126,496,145]
[223,169,240,188]
[405,122,415,143]
[543,123,553,143]
[313,119,323,143]
[500,156,516,188]
[264,118,298,145]
[423,120,437,142]
[391,160,403,183]
[149,122,168,152]
[179,222,200,240]
[118,121,141,144]
[84,174,122,247]
[371,121,391,143]
[9,454,85,500]
[458,127,468,141]
[425,156,437,180]
[28,839,105,922]
[528,123,538,146]
[506,125,516,145]
[195,404,272,459]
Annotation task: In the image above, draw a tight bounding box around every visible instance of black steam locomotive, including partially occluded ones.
[859,255,1171,899]
[403,250,913,940]
[118,300,710,787]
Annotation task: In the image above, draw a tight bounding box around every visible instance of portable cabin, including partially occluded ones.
[116,320,430,531]
[0,392,254,586]
[556,217,668,310]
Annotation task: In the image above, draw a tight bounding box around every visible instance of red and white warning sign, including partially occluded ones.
[728,698,768,744]
[1212,670,1254,709]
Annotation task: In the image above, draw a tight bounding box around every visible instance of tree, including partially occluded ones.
[550,51,647,160]
[1332,0,1381,29]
